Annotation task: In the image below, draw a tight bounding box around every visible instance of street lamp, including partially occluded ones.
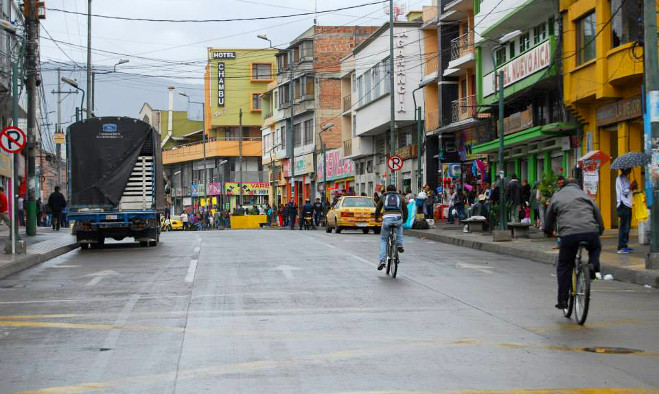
[179,92,207,206]
[491,30,521,232]
[257,34,272,48]
[113,59,129,72]
[320,123,333,205]
[61,77,85,121]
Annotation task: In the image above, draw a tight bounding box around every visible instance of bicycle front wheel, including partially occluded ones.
[574,264,591,325]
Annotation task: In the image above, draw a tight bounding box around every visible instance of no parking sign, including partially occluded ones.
[0,126,26,154]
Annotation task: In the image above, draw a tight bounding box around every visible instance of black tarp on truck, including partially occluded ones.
[67,117,164,248]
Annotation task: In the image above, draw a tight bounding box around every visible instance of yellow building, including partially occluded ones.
[561,0,656,228]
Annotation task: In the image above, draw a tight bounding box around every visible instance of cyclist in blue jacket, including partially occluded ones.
[375,184,408,270]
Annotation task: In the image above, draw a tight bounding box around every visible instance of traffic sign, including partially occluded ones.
[0,126,26,154]
[387,155,403,172]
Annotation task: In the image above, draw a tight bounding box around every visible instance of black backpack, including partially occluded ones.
[383,193,402,211]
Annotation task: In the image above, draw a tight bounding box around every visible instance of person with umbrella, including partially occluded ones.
[611,152,649,254]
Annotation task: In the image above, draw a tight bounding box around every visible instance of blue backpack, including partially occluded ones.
[383,193,402,211]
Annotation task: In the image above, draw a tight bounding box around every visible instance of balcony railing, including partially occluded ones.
[343,139,352,157]
[451,94,476,123]
[426,109,439,132]
[343,94,352,113]
[263,110,273,119]
[450,32,474,61]
[424,56,438,76]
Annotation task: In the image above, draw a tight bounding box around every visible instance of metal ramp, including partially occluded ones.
[118,156,153,210]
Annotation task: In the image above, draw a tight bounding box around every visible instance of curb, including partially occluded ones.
[0,242,79,279]
[405,229,659,288]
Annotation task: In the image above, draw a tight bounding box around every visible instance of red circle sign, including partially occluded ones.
[0,126,26,154]
[387,155,403,172]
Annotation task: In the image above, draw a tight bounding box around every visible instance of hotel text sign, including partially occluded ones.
[394,31,407,113]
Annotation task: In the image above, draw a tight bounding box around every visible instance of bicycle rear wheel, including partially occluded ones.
[390,248,398,278]
[563,269,575,318]
[386,233,393,275]
[574,264,590,325]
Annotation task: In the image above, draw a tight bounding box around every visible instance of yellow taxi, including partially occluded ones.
[169,215,184,231]
[325,196,380,234]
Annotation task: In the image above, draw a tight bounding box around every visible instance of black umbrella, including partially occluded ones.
[610,152,650,170]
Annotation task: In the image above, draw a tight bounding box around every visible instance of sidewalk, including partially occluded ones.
[405,222,659,288]
[0,226,79,279]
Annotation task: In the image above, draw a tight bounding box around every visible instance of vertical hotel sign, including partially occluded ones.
[213,52,236,107]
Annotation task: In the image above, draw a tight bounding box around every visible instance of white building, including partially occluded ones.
[341,21,424,196]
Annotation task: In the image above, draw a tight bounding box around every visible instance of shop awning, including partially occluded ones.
[472,123,576,154]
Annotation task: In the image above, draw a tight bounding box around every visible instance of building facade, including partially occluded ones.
[261,25,378,207]
[471,0,578,203]
[561,0,650,229]
[340,20,425,197]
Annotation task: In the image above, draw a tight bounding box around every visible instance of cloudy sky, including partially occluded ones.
[39,0,428,122]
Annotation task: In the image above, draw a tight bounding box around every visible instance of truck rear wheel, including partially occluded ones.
[80,243,89,250]
[139,241,148,247]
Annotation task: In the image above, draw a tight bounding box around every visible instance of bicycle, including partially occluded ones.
[562,241,591,325]
[385,223,400,278]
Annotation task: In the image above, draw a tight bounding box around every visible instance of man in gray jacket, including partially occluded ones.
[543,180,605,310]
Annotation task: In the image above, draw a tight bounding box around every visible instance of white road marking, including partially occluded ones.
[52,265,80,268]
[456,263,494,274]
[185,259,198,283]
[273,265,302,279]
[84,270,120,286]
[194,246,200,253]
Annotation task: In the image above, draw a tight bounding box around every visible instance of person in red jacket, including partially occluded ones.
[0,186,10,230]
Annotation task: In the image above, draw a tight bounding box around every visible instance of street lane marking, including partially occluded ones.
[84,270,120,287]
[272,264,301,279]
[184,259,198,283]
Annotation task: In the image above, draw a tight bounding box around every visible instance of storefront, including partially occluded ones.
[316,148,355,201]
[588,95,644,229]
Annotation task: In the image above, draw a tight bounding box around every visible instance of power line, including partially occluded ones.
[47,1,388,23]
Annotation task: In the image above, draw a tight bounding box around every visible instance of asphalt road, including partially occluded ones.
[0,228,658,393]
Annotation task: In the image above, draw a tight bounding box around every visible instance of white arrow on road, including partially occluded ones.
[273,265,302,279]
[456,263,494,274]
[84,270,120,286]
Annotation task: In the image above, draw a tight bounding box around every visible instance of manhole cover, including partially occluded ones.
[582,347,644,354]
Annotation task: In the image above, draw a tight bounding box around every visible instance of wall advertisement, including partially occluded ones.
[317,149,355,182]
[225,182,269,196]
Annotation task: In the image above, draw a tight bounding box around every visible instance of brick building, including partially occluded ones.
[261,25,378,207]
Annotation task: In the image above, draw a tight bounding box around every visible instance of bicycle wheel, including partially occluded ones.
[574,263,590,325]
[386,233,393,275]
[390,246,398,278]
[563,269,575,318]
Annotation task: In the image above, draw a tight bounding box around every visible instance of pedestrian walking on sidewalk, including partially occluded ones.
[287,201,297,230]
[0,186,10,231]
[17,196,25,227]
[505,174,523,223]
[616,168,637,254]
[47,186,67,231]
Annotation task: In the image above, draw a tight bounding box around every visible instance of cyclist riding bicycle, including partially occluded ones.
[375,184,408,271]
[543,180,605,310]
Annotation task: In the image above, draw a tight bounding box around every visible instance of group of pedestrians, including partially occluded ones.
[177,208,232,231]
[0,186,67,233]
[274,198,327,230]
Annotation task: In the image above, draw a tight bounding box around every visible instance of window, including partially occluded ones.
[294,79,301,100]
[293,123,302,147]
[611,0,642,48]
[304,76,314,98]
[519,32,530,52]
[251,93,262,111]
[293,47,300,62]
[383,58,391,94]
[576,12,596,65]
[495,46,507,66]
[252,63,272,80]
[281,125,286,148]
[304,119,313,145]
[373,64,381,98]
[509,41,516,59]
[357,75,363,106]
[364,71,372,103]
[300,41,313,60]
[548,17,555,36]
[279,84,290,106]
[277,54,289,73]
[534,23,547,44]
[274,89,279,109]
[352,74,356,92]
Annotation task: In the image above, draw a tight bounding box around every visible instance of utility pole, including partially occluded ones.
[57,68,62,186]
[497,71,506,231]
[645,0,659,268]
[239,108,244,207]
[25,0,38,236]
[287,50,296,204]
[388,0,396,186]
[86,0,92,118]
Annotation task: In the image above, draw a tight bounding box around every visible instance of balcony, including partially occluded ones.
[444,33,475,77]
[424,56,438,77]
[163,138,262,165]
[345,136,374,159]
[343,139,352,157]
[343,94,352,113]
[426,109,439,132]
[451,95,476,123]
